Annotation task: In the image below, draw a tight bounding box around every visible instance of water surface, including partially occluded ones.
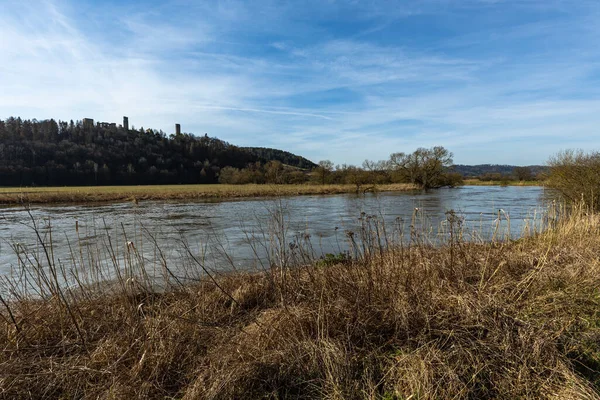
[0,186,555,279]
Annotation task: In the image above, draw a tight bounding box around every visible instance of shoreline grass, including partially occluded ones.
[0,205,599,398]
[0,181,547,206]
[463,178,544,186]
[0,183,418,205]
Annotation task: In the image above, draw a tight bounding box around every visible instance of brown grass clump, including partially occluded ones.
[1,208,600,398]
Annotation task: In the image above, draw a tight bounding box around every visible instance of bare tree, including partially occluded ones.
[514,166,533,181]
[315,160,334,185]
[389,146,454,188]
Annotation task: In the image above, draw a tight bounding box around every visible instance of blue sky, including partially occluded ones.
[1,0,599,165]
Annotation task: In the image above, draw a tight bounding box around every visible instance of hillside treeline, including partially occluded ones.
[222,146,464,189]
[454,164,547,181]
[0,117,314,186]
[242,147,316,170]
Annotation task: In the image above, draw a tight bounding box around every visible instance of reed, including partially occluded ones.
[0,202,598,399]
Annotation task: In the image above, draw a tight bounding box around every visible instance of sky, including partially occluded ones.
[1,0,599,166]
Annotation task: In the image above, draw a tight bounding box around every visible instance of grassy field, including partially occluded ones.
[463,178,544,186]
[0,205,599,398]
[0,180,545,205]
[0,183,417,205]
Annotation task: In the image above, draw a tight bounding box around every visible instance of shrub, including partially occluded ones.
[547,149,600,209]
[514,166,534,181]
[439,172,464,187]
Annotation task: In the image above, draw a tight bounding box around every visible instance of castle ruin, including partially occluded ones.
[83,116,180,134]
[83,118,94,130]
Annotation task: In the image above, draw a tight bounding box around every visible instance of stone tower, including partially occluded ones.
[83,118,94,130]
[175,123,181,135]
[123,116,129,131]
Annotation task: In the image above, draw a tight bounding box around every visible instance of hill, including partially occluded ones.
[242,147,316,170]
[0,117,314,186]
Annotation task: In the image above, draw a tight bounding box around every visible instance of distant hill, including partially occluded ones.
[453,164,548,178]
[242,147,316,170]
[0,117,314,186]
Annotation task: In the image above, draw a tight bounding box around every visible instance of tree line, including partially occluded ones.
[220,146,464,190]
[453,164,546,182]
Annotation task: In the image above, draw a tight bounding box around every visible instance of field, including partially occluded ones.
[0,204,599,398]
[0,183,417,205]
[463,178,544,186]
[0,180,545,205]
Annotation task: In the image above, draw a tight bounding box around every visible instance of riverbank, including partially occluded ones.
[0,183,417,205]
[463,178,544,186]
[1,206,598,398]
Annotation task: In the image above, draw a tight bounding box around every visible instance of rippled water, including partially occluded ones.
[0,186,555,279]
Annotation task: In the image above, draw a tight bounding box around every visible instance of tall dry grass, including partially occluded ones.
[0,204,599,399]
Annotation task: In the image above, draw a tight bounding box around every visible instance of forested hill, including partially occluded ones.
[453,164,548,178]
[0,117,314,186]
[242,147,316,169]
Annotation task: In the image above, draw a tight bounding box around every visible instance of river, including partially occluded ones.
[0,185,556,287]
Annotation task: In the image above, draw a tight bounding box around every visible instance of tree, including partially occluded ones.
[344,166,371,192]
[265,160,284,184]
[514,166,533,181]
[389,146,454,189]
[314,160,334,185]
[362,159,390,184]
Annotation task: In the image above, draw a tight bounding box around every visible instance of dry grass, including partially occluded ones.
[0,206,599,399]
[0,183,417,205]
[463,179,544,186]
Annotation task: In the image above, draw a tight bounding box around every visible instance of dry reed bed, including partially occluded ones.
[1,210,599,399]
[0,183,417,205]
[462,179,544,186]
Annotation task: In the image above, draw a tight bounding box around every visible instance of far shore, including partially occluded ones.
[0,183,419,205]
[463,179,544,187]
[0,180,548,205]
